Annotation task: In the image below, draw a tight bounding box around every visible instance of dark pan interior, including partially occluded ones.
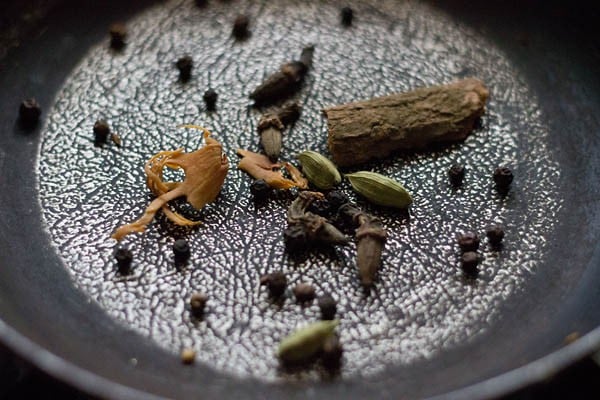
[1,1,600,399]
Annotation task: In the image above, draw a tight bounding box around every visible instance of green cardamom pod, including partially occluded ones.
[277,320,339,363]
[296,151,341,190]
[346,171,413,208]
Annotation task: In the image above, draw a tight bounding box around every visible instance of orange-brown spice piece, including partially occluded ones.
[236,149,307,189]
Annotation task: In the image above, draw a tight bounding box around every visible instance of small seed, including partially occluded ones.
[19,98,41,127]
[194,0,208,7]
[321,334,343,370]
[111,133,122,147]
[297,151,341,190]
[109,23,127,50]
[346,171,412,209]
[448,164,465,187]
[326,190,349,211]
[457,232,480,252]
[176,56,193,82]
[173,239,191,263]
[232,15,250,40]
[340,6,353,26]
[203,89,218,111]
[250,179,271,201]
[486,225,505,246]
[181,348,196,365]
[293,283,316,303]
[493,167,513,191]
[93,120,110,147]
[308,198,331,217]
[114,247,133,274]
[277,320,339,364]
[260,272,287,298]
[461,251,479,275]
[318,294,337,320]
[190,293,208,317]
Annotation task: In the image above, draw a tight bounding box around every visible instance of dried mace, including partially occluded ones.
[112,126,228,240]
[324,78,489,166]
[249,45,314,106]
[339,203,387,289]
[237,149,308,189]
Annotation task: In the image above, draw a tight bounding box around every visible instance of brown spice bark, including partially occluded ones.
[324,78,489,167]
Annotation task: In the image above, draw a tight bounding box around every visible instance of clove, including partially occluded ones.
[338,203,387,289]
[284,191,348,252]
[249,45,314,106]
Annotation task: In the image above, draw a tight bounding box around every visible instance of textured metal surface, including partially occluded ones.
[36,0,562,381]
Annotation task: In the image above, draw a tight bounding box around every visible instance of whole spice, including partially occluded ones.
[250,179,271,201]
[293,283,316,303]
[326,190,349,210]
[297,151,341,190]
[93,120,110,147]
[321,334,343,370]
[181,348,196,365]
[338,203,387,289]
[340,6,354,26]
[448,164,465,187]
[173,239,191,263]
[461,251,479,275]
[276,102,302,126]
[457,232,480,252]
[486,225,505,246]
[112,127,229,240]
[493,167,513,192]
[232,15,250,40]
[318,294,337,320]
[277,320,339,364]
[176,56,193,82]
[249,45,314,106]
[345,171,412,209]
[259,272,287,298]
[18,98,41,127]
[324,78,489,166]
[307,198,331,217]
[190,292,208,317]
[109,23,127,50]
[257,114,284,161]
[237,149,308,189]
[194,0,207,7]
[284,191,348,252]
[114,247,133,274]
[111,133,122,147]
[203,89,218,111]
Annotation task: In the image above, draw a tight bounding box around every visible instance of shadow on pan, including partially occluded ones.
[1,0,600,399]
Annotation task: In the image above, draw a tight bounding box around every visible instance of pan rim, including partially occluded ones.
[1,315,598,399]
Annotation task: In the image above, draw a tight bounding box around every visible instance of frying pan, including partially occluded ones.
[1,0,600,399]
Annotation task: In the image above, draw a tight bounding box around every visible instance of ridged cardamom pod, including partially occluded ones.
[277,320,339,363]
[346,171,412,208]
[296,151,341,189]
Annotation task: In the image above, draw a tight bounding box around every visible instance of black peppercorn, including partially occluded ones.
[194,0,208,7]
[493,167,513,191]
[19,98,41,127]
[232,15,250,40]
[260,272,287,298]
[190,292,208,317]
[203,89,218,111]
[321,335,343,370]
[308,199,331,217]
[293,283,316,303]
[457,232,480,252]
[448,164,465,187]
[250,179,270,201]
[109,23,127,50]
[486,225,505,247]
[114,247,133,274]
[173,239,191,263]
[93,120,110,147]
[461,251,479,275]
[341,6,353,26]
[326,190,349,210]
[176,56,193,82]
[318,294,337,320]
